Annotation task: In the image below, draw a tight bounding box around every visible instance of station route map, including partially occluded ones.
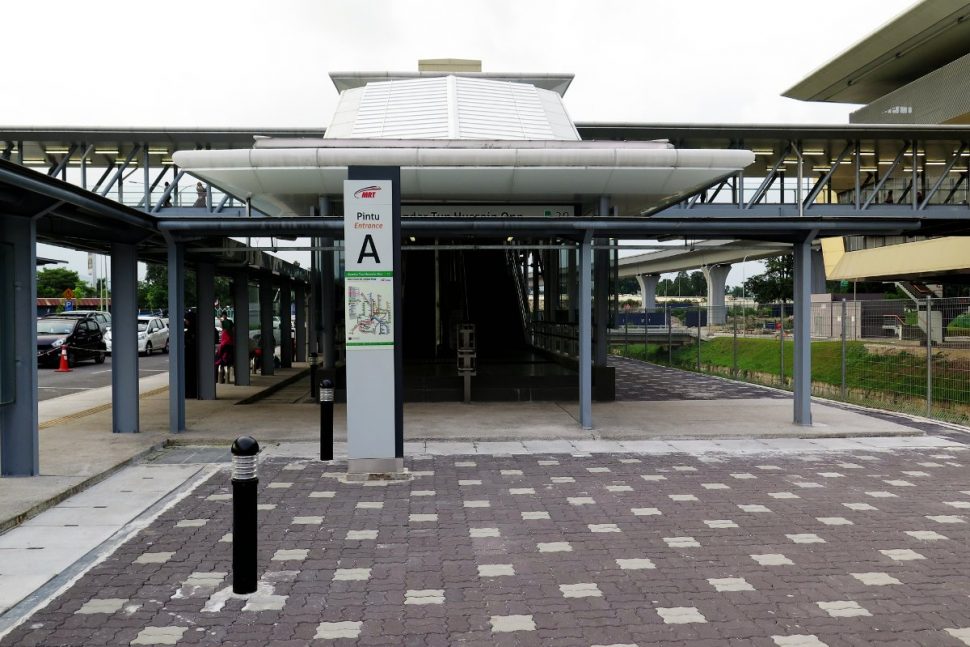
[345,271,394,348]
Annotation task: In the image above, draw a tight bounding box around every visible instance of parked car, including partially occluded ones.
[105,316,170,355]
[36,316,107,367]
[55,310,112,333]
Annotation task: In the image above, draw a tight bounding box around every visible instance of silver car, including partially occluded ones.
[105,316,169,355]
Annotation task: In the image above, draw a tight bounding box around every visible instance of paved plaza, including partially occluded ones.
[4,439,970,646]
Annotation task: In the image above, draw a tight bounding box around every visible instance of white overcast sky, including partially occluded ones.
[13,0,915,286]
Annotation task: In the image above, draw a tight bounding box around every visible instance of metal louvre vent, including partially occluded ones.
[851,51,970,124]
[340,75,580,141]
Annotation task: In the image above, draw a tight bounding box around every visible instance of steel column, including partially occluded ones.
[0,216,39,475]
[110,243,139,433]
[308,236,319,356]
[233,271,251,386]
[295,284,307,362]
[279,278,293,368]
[196,263,216,400]
[167,241,186,433]
[320,237,336,370]
[792,238,813,426]
[259,275,275,375]
[579,232,593,430]
[594,197,610,366]
[567,247,577,323]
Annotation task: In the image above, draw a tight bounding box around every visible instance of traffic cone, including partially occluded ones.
[55,346,71,372]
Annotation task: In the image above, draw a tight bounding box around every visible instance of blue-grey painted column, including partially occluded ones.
[166,241,185,433]
[110,243,139,433]
[233,271,251,386]
[593,197,610,366]
[294,284,307,362]
[793,239,813,426]
[635,273,660,311]
[320,238,336,369]
[0,215,39,475]
[279,278,293,368]
[579,234,593,430]
[702,264,732,325]
[811,248,826,294]
[308,240,320,356]
[259,275,275,375]
[567,248,577,323]
[196,263,216,400]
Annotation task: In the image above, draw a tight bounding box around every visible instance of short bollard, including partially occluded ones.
[309,352,319,401]
[320,379,334,461]
[230,436,260,594]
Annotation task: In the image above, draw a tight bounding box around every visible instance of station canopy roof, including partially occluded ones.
[173,72,754,218]
[783,0,970,104]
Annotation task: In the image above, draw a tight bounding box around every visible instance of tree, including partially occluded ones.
[743,254,793,304]
[616,276,639,295]
[36,267,82,298]
[138,263,168,311]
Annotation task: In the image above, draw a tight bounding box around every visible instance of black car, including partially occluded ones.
[37,316,107,367]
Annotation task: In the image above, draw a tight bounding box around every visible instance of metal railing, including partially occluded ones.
[613,298,970,425]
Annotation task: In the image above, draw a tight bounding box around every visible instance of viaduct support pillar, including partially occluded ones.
[635,273,660,312]
[702,264,732,325]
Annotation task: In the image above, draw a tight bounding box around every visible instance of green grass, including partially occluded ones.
[948,313,970,335]
[618,337,970,405]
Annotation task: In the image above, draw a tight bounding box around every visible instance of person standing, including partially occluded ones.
[193,181,207,208]
[216,319,235,384]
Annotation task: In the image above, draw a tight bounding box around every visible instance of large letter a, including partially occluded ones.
[357,234,381,264]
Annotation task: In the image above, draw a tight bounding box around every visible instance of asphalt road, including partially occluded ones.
[37,352,169,402]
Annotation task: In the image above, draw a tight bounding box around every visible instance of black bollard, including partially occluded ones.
[230,435,260,594]
[309,352,319,401]
[320,378,334,461]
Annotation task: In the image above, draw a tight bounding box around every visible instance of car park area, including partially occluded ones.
[36,353,168,401]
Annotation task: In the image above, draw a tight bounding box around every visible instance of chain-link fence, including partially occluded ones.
[612,297,970,425]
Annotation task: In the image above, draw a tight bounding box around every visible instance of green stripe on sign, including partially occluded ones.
[346,271,393,278]
[347,341,394,347]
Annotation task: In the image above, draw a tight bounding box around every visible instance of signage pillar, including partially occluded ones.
[343,167,403,473]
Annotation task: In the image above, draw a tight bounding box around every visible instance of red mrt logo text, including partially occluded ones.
[354,186,381,199]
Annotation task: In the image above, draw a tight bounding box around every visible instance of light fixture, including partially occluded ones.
[751,149,774,156]
[506,236,514,242]
[924,161,946,166]
[801,149,825,156]
[859,167,878,172]
[148,147,169,155]
[161,158,174,165]
[408,236,416,242]
[44,146,70,154]
[812,165,833,172]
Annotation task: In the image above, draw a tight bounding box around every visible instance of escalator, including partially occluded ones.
[400,241,575,401]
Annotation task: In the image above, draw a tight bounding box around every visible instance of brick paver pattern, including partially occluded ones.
[5,445,970,646]
[610,356,788,401]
